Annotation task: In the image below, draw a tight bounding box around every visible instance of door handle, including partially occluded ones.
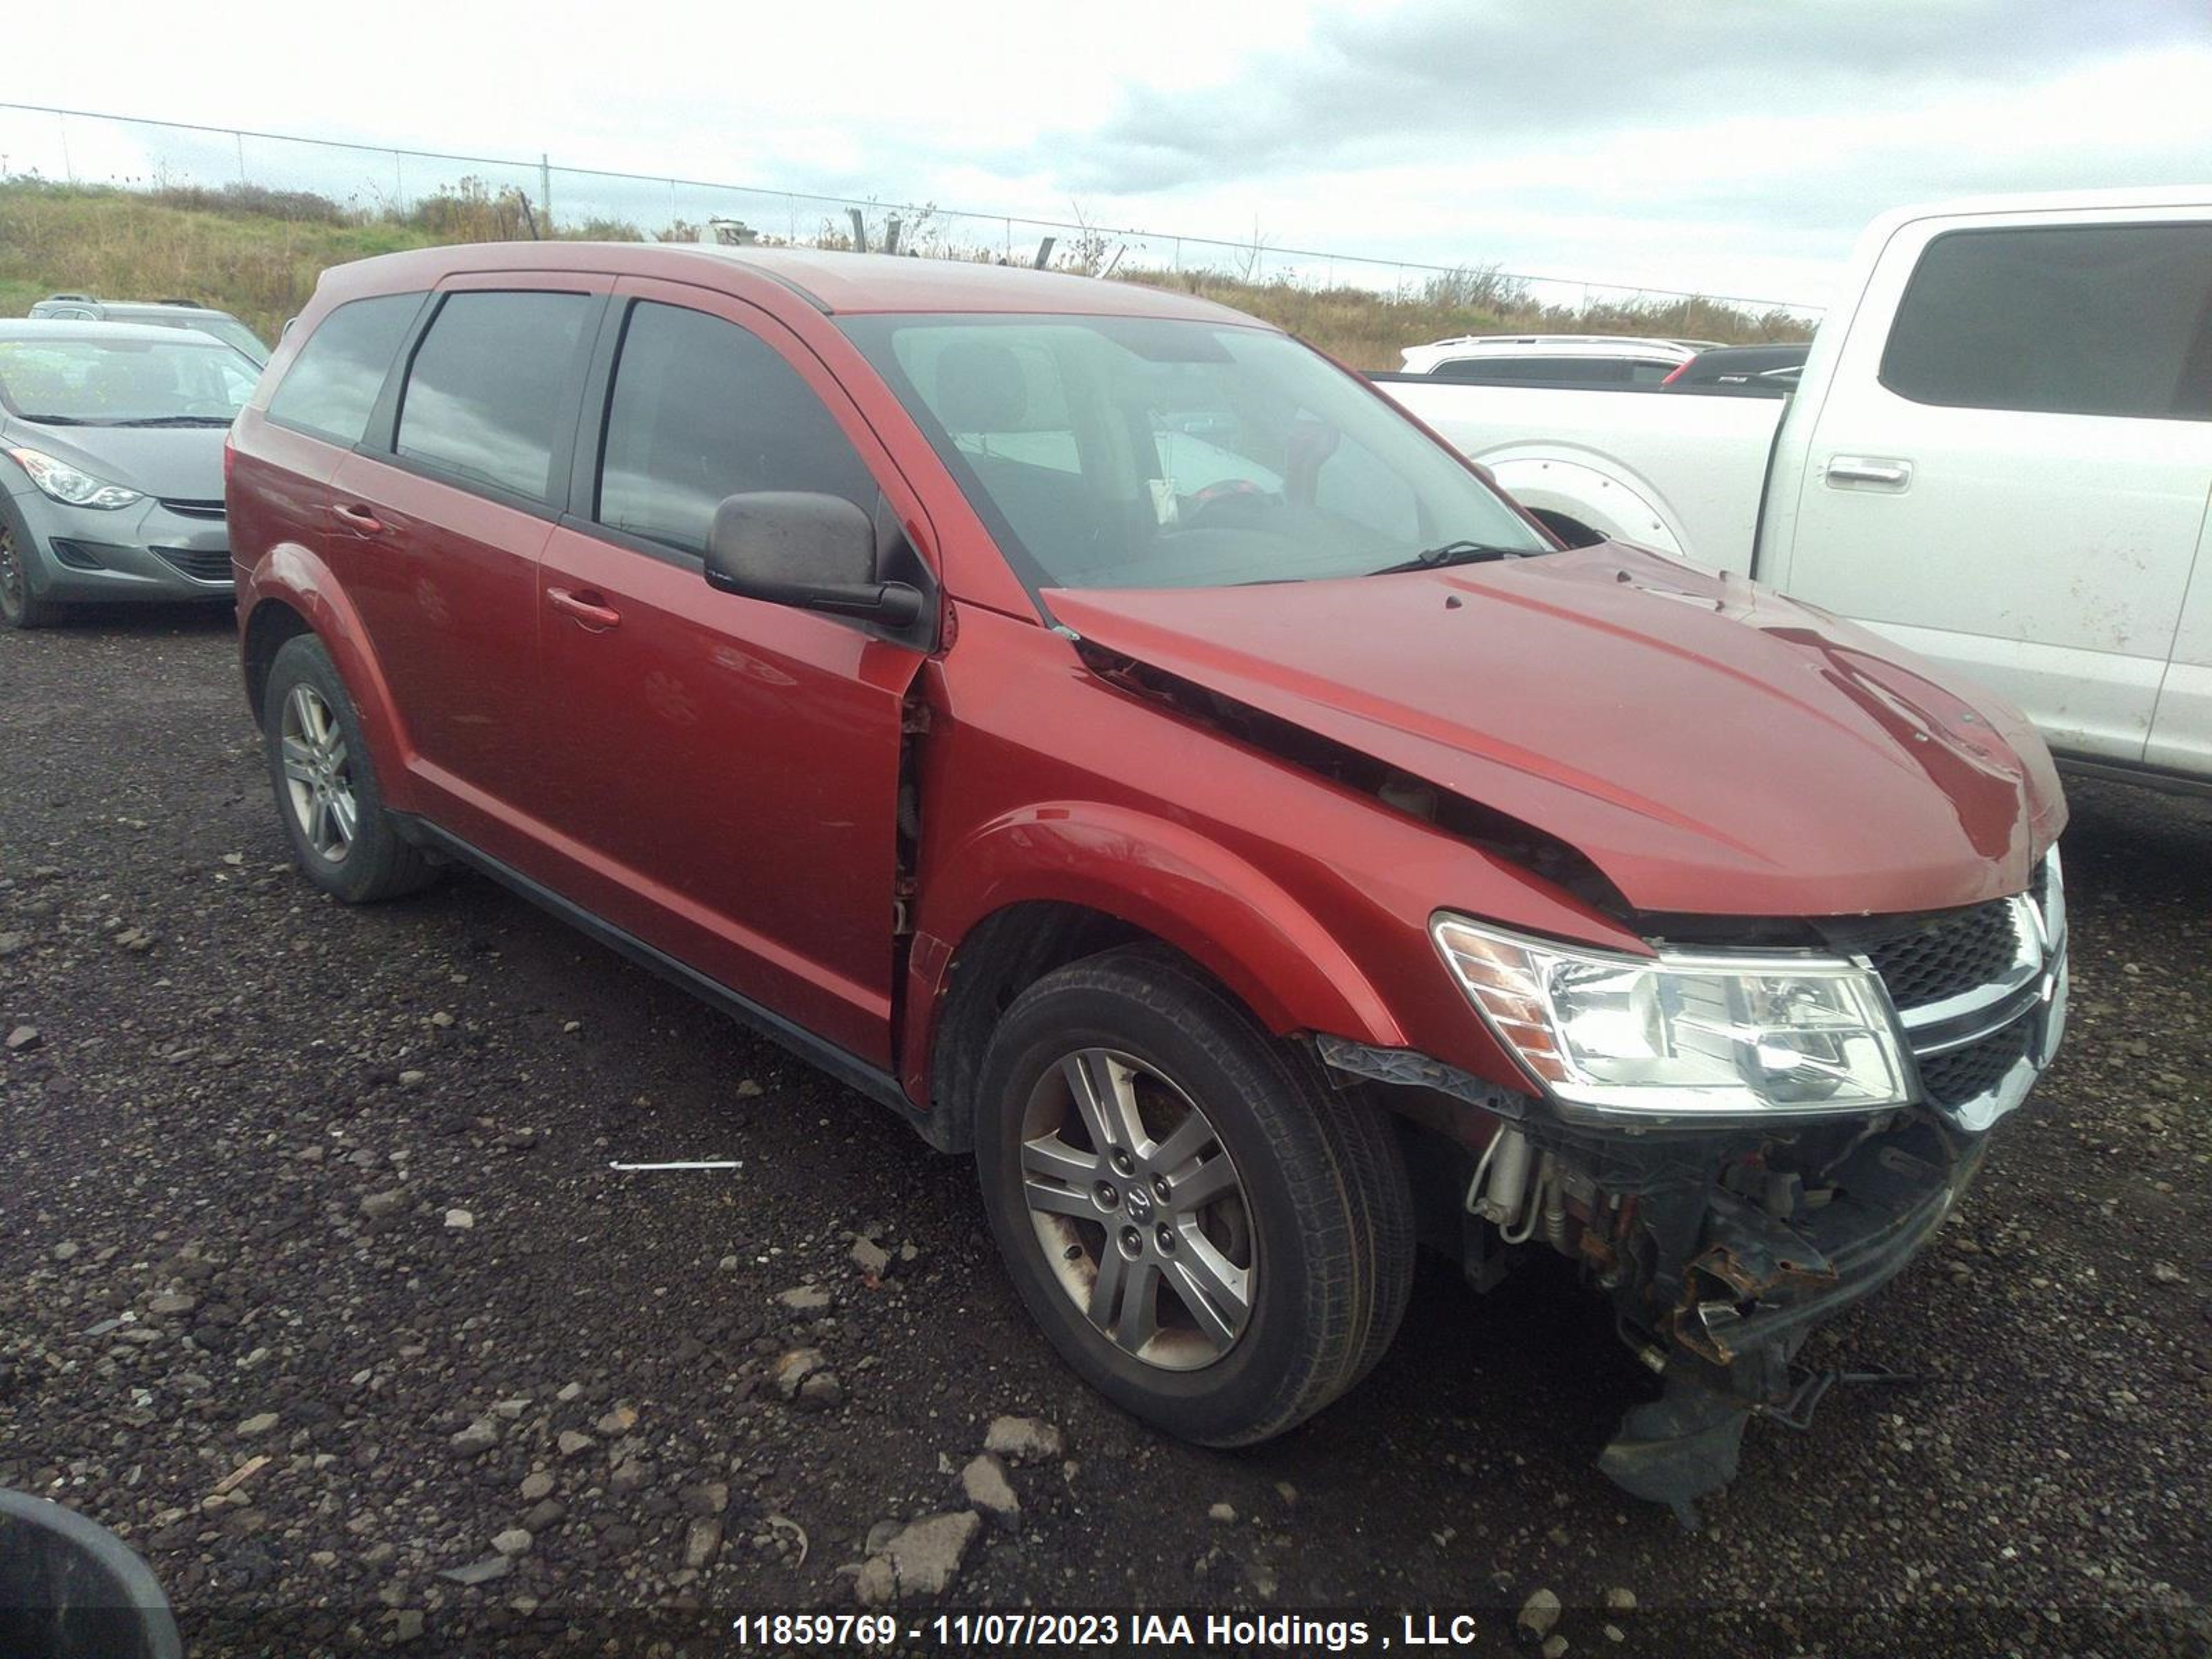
[547,587,621,631]
[330,503,386,534]
[1825,456,1913,489]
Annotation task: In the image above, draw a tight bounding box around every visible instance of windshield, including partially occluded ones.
[0,336,259,424]
[172,316,271,364]
[841,314,1548,591]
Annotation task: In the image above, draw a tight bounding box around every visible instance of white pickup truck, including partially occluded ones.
[1378,188,2212,789]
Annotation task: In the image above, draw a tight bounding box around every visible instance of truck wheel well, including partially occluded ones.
[243,599,314,729]
[930,901,1221,1152]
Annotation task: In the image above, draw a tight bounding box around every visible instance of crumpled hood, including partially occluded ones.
[1047,545,2066,919]
[3,421,227,503]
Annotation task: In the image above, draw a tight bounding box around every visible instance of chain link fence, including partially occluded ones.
[0,102,1823,328]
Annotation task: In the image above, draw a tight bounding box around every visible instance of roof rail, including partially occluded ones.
[44,292,97,303]
[157,297,205,308]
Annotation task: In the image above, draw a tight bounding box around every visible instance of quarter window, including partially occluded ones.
[265,293,422,445]
[1881,224,2212,419]
[596,301,879,556]
[397,291,592,500]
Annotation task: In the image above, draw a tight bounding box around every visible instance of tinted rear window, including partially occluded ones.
[397,291,592,500]
[265,294,422,444]
[1881,223,2212,419]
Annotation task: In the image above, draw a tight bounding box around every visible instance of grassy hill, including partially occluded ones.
[0,176,1807,370]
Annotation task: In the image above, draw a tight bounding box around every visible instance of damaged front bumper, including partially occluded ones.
[1319,881,2067,1524]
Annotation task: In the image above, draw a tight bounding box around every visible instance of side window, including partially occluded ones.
[1881,223,2212,419]
[265,292,422,444]
[396,291,592,500]
[596,302,879,555]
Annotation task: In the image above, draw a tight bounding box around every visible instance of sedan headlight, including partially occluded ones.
[6,447,144,510]
[1432,914,1910,1120]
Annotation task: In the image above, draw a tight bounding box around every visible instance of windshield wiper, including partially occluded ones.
[16,413,102,425]
[1365,540,1528,577]
[108,415,236,427]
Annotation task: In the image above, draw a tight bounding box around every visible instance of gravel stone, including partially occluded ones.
[684,1517,723,1570]
[1519,1589,1562,1641]
[853,1510,980,1606]
[850,1237,893,1277]
[438,1555,512,1587]
[959,1454,1020,1531]
[451,1418,501,1456]
[983,1416,1062,1463]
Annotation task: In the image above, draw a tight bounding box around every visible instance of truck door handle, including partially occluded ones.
[330,503,385,534]
[1825,456,1913,490]
[547,587,621,631]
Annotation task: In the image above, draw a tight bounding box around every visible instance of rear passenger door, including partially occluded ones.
[1777,216,2212,763]
[329,275,606,862]
[529,281,932,1069]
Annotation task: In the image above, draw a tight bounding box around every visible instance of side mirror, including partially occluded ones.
[704,491,925,628]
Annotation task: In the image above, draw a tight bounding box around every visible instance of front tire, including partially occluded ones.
[974,948,1413,1446]
[262,635,437,903]
[0,523,61,630]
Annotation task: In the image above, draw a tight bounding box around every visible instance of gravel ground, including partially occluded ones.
[1,606,2208,1658]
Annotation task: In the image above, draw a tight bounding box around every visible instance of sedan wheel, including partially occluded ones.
[0,525,57,629]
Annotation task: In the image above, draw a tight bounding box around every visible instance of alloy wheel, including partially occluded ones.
[1018,1047,1255,1370]
[279,684,359,861]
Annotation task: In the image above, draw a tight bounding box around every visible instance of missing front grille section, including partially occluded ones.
[1076,643,1629,917]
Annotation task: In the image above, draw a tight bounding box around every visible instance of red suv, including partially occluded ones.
[227,244,2068,1517]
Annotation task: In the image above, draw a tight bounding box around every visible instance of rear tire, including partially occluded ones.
[974,947,1413,1446]
[262,635,437,903]
[0,523,60,630]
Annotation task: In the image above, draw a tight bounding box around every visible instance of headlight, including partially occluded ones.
[6,447,144,510]
[1432,914,1910,1120]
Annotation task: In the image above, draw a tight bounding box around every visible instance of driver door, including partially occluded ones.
[528,281,933,1068]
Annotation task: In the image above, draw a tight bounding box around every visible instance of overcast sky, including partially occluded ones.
[11,0,2211,312]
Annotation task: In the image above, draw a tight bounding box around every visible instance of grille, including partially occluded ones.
[158,498,227,521]
[1858,900,2021,1011]
[1916,1020,2033,1110]
[150,545,234,583]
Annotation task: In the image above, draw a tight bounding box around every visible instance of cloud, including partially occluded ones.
[1049,0,2211,194]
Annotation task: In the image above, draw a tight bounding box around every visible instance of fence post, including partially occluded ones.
[540,153,553,233]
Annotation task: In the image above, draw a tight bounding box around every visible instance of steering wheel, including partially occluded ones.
[1181,477,1275,528]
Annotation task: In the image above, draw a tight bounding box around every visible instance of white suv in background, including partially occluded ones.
[1397,333,1721,384]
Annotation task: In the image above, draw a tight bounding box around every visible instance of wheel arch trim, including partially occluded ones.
[241,545,418,812]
